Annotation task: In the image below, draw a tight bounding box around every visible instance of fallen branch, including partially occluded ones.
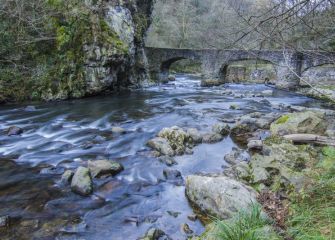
[283,134,335,146]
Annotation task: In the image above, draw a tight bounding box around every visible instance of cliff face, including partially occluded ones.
[82,0,154,96]
[0,0,154,103]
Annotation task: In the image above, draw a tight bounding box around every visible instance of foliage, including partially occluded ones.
[0,0,128,102]
[202,204,280,240]
[287,147,335,240]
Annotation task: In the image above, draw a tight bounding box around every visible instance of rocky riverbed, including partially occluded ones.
[0,74,334,239]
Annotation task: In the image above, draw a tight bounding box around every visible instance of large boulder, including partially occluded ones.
[147,137,174,156]
[71,167,93,196]
[270,111,327,136]
[88,160,124,178]
[249,140,312,191]
[185,175,258,219]
[158,126,190,155]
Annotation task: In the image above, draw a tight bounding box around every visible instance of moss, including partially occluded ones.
[263,135,289,145]
[275,115,290,124]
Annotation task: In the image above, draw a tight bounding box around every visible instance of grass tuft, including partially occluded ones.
[204,204,279,240]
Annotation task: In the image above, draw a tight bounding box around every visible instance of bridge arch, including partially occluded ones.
[219,58,277,83]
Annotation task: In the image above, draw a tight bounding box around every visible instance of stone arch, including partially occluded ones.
[219,58,277,83]
[161,57,187,73]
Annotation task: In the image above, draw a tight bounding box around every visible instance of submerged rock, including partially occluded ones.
[0,215,10,228]
[270,111,327,136]
[187,128,203,144]
[140,228,171,240]
[158,156,177,166]
[7,126,23,136]
[61,170,74,184]
[88,160,124,178]
[168,74,176,81]
[185,175,258,219]
[202,132,223,143]
[163,169,183,185]
[71,167,93,196]
[212,123,230,136]
[111,127,126,134]
[201,79,221,87]
[182,223,193,235]
[147,137,174,156]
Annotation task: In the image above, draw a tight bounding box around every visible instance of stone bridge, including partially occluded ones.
[145,47,335,88]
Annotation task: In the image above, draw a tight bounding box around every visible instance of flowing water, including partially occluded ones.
[0,74,328,240]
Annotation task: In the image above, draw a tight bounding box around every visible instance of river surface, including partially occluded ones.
[0,74,328,240]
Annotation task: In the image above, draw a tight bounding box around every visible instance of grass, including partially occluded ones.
[203,204,279,240]
[287,146,335,240]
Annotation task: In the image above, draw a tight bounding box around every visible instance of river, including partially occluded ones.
[0,74,328,239]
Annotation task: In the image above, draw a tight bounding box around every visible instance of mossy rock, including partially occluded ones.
[270,111,327,136]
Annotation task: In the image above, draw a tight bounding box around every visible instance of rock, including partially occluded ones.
[182,223,193,235]
[201,79,221,87]
[224,148,250,165]
[111,127,126,134]
[167,211,181,218]
[223,162,251,182]
[71,167,93,196]
[163,169,183,185]
[158,156,177,166]
[229,104,240,110]
[61,170,74,184]
[185,175,258,219]
[24,105,36,111]
[261,90,273,96]
[140,228,171,240]
[20,219,39,229]
[147,137,174,156]
[247,140,263,150]
[270,111,327,136]
[187,128,203,144]
[231,112,281,144]
[168,74,176,81]
[212,123,230,136]
[88,160,124,178]
[0,216,10,228]
[158,126,190,155]
[7,126,23,136]
[326,129,335,137]
[248,139,314,191]
[202,132,223,143]
[187,214,197,221]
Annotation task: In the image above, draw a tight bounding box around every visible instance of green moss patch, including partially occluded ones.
[275,115,290,124]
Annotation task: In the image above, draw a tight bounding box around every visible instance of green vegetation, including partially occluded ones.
[0,0,128,102]
[287,146,335,240]
[275,115,290,124]
[203,204,280,240]
[170,59,202,74]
